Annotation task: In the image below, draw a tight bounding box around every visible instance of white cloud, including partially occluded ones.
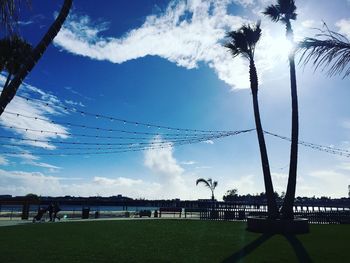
[54,1,296,90]
[0,168,161,198]
[0,169,64,196]
[338,162,350,171]
[0,75,71,172]
[336,19,350,38]
[143,136,201,198]
[24,160,61,172]
[93,176,142,187]
[64,99,85,107]
[195,166,212,169]
[18,20,34,26]
[301,19,316,29]
[144,137,184,176]
[271,172,288,193]
[0,75,70,149]
[54,1,266,90]
[226,174,262,195]
[233,0,254,7]
[0,155,9,166]
[181,160,196,165]
[203,139,214,144]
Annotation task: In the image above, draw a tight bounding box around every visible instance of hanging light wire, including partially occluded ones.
[13,94,231,133]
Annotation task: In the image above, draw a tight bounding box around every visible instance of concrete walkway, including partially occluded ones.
[0,220,32,227]
[0,216,196,227]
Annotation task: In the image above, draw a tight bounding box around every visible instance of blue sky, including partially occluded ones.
[0,0,350,199]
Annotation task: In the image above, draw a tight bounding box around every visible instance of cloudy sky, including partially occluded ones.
[0,0,350,199]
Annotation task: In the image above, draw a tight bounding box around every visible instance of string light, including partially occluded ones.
[0,123,229,140]
[264,131,350,158]
[13,94,231,133]
[2,110,230,136]
[0,131,252,156]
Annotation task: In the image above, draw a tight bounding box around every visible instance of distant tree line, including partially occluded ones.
[222,188,350,206]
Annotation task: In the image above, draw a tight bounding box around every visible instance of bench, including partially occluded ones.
[159,207,182,218]
[139,210,152,218]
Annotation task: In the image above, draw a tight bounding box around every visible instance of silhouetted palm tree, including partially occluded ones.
[196,178,218,201]
[0,0,72,116]
[0,36,33,90]
[224,22,279,219]
[264,0,298,219]
[299,26,350,78]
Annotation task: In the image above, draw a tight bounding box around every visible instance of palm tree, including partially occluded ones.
[196,178,218,201]
[298,26,350,78]
[0,36,33,90]
[263,0,298,219]
[0,0,72,116]
[224,22,279,219]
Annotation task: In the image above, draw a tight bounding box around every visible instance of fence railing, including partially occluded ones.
[197,208,350,224]
[1,202,349,224]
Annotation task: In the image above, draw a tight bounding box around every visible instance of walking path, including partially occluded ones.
[0,216,196,227]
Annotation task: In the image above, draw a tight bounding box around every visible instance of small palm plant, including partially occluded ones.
[299,25,350,78]
[224,22,279,219]
[196,178,218,201]
[263,0,299,220]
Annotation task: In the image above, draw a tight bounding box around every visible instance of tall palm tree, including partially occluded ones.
[263,0,298,219]
[0,0,72,116]
[224,22,279,219]
[196,178,218,201]
[0,36,33,90]
[299,26,350,78]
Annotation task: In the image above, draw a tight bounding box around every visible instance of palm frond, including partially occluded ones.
[196,178,211,188]
[224,42,240,58]
[0,0,31,35]
[213,181,218,189]
[263,1,297,22]
[0,35,32,74]
[224,21,261,60]
[279,0,297,19]
[263,5,281,22]
[298,28,350,78]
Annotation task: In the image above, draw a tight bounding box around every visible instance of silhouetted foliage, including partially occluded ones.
[0,35,32,90]
[263,0,297,24]
[0,0,30,35]
[223,189,238,202]
[298,25,350,78]
[196,178,218,201]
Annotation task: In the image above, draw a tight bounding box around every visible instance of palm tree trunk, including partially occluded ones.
[249,60,279,219]
[211,190,214,210]
[281,21,299,219]
[3,72,12,90]
[0,0,72,116]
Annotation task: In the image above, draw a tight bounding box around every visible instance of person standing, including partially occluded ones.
[48,203,54,222]
[53,202,61,222]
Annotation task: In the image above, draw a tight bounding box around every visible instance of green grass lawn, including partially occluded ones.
[0,219,348,263]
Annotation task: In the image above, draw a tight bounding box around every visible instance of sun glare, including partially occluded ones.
[268,37,294,59]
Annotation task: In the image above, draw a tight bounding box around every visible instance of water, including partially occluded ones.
[0,205,159,212]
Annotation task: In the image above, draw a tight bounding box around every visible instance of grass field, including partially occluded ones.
[0,219,348,262]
